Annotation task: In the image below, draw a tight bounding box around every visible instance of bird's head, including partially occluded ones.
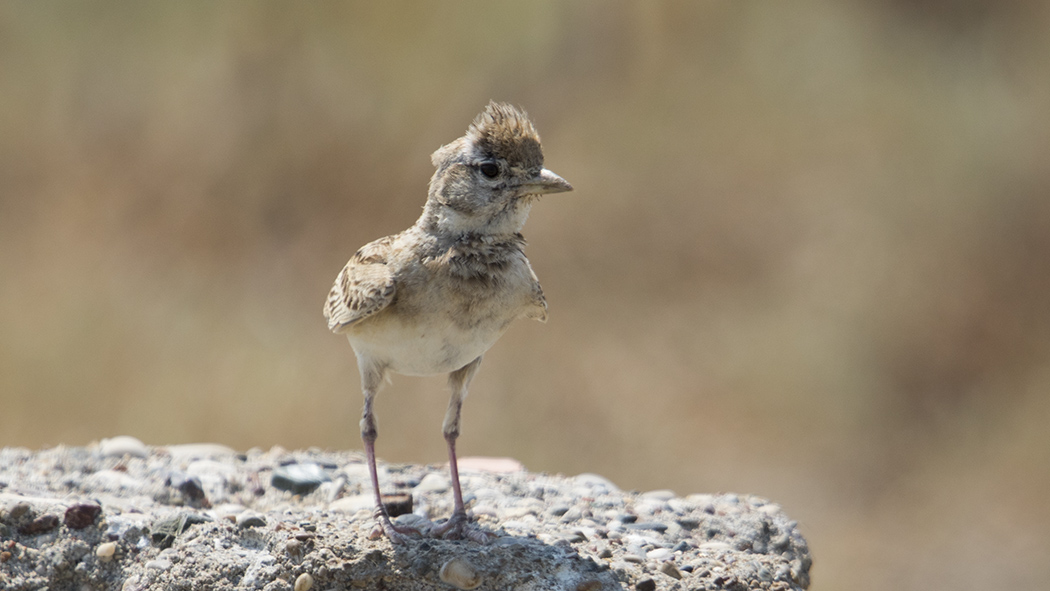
[422,101,572,236]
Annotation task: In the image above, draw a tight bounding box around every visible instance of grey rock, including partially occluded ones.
[236,511,267,528]
[271,463,330,495]
[0,444,811,591]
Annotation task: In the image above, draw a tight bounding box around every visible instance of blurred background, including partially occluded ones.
[2,1,1049,589]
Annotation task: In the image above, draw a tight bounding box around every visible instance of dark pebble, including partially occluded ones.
[675,517,700,530]
[271,463,330,495]
[64,503,102,529]
[635,578,656,591]
[624,522,667,533]
[9,502,31,521]
[167,472,207,504]
[619,514,638,524]
[18,514,60,535]
[381,493,413,518]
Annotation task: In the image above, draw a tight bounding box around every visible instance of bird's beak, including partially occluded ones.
[521,168,573,195]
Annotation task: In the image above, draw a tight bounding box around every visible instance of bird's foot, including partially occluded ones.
[368,508,422,544]
[431,511,495,543]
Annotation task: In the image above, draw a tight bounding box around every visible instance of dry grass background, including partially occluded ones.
[2,2,1049,589]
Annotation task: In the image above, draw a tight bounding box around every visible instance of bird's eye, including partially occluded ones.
[479,162,499,178]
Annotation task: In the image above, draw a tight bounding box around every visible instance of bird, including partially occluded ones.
[323,101,572,542]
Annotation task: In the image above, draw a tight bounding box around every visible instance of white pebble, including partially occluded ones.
[414,473,450,493]
[99,436,147,458]
[640,489,676,501]
[328,494,373,514]
[294,573,314,591]
[647,548,673,560]
[95,542,117,561]
[439,557,481,590]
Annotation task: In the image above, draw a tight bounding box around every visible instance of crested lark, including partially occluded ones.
[324,102,572,542]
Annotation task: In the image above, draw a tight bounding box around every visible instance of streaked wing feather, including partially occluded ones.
[323,237,396,333]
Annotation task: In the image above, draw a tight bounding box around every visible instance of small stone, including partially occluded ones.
[455,457,524,473]
[166,472,208,505]
[635,578,656,591]
[574,473,620,494]
[659,561,682,580]
[17,514,59,535]
[414,473,450,493]
[640,489,676,501]
[675,517,700,530]
[9,502,32,520]
[294,573,314,591]
[625,522,667,533]
[439,557,482,590]
[647,548,672,561]
[64,503,102,529]
[272,463,330,495]
[759,503,782,516]
[329,494,373,514]
[381,493,412,518]
[576,581,603,591]
[598,548,613,559]
[100,436,148,458]
[0,551,11,562]
[560,507,583,523]
[236,512,266,528]
[96,542,117,561]
[286,539,303,557]
[699,541,731,552]
[146,559,172,571]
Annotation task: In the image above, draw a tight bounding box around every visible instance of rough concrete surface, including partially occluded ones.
[0,439,811,590]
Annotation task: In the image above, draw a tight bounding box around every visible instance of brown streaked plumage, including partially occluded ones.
[323,102,571,543]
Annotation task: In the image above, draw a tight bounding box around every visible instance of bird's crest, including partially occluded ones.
[465,101,544,169]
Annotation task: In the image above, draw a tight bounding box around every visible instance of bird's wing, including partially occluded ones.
[525,264,549,323]
[323,236,396,333]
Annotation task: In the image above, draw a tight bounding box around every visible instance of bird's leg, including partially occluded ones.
[358,361,418,543]
[432,357,492,542]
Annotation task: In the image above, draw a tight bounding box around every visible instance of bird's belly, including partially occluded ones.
[346,316,510,376]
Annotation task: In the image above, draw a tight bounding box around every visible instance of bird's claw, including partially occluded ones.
[370,508,422,543]
[432,512,495,543]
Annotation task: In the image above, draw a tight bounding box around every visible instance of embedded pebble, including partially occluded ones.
[647,548,673,561]
[414,472,450,493]
[95,542,117,561]
[64,503,102,529]
[17,514,59,535]
[640,489,676,501]
[99,436,147,458]
[439,557,482,590]
[294,572,314,591]
[328,494,373,514]
[625,521,668,533]
[271,463,330,495]
[146,559,172,571]
[659,561,682,579]
[560,506,583,523]
[236,512,266,528]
